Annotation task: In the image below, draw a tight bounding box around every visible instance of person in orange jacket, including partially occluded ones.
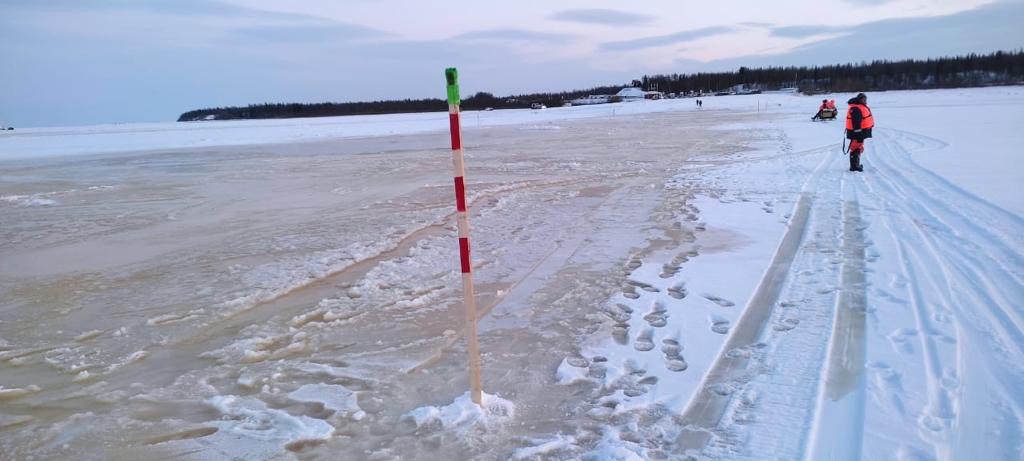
[845,93,874,172]
[812,99,829,120]
[827,99,836,109]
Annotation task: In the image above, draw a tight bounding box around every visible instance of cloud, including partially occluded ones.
[770,25,853,38]
[549,8,653,26]
[679,0,1024,72]
[453,28,575,43]
[601,26,739,51]
[231,23,389,43]
[2,0,317,21]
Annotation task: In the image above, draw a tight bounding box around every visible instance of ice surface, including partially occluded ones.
[1,86,1020,460]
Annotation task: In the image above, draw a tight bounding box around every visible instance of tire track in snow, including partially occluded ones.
[867,131,1024,364]
[687,143,874,460]
[806,194,869,461]
[856,130,1024,459]
[675,145,834,452]
[874,128,1024,285]
[684,123,1023,460]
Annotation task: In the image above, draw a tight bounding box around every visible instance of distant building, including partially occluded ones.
[570,94,613,106]
[616,87,645,101]
[728,84,763,95]
[644,91,664,100]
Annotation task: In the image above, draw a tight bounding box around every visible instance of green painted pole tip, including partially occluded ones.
[445,67,460,105]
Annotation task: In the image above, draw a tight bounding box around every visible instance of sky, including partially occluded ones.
[1,0,1021,127]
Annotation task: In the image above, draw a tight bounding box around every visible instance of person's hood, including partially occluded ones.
[848,97,864,105]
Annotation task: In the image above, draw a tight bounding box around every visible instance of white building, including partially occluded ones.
[616,87,645,101]
[570,95,613,106]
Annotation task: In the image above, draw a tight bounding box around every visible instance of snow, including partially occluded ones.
[1,100,688,161]
[404,391,515,431]
[1,85,1021,460]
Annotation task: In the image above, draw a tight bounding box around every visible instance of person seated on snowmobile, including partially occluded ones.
[826,99,836,110]
[812,99,829,120]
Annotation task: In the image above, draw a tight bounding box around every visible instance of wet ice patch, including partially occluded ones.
[404,391,514,432]
[103,350,148,373]
[0,413,33,429]
[0,385,41,400]
[513,434,578,459]
[1,195,57,206]
[287,383,364,420]
[204,395,333,447]
[218,237,405,315]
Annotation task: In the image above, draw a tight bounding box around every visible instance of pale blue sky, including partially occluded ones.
[1,0,1021,127]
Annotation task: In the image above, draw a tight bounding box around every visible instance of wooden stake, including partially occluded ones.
[445,67,483,405]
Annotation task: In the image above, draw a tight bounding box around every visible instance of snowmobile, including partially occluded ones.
[818,107,838,120]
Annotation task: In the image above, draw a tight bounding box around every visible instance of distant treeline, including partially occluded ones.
[176,85,623,122]
[637,50,1024,94]
[178,50,1024,122]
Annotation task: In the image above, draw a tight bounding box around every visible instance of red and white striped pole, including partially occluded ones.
[446,67,483,405]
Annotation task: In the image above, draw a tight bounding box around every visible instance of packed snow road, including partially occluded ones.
[1,87,1021,460]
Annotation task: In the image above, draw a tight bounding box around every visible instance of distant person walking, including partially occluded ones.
[845,93,874,172]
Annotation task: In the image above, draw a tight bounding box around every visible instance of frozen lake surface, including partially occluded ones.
[1,87,1021,460]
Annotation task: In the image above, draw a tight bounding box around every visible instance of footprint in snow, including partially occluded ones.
[887,327,918,354]
[611,323,630,345]
[773,318,800,332]
[661,338,682,356]
[667,282,688,299]
[661,338,687,372]
[709,315,731,334]
[660,263,681,279]
[626,258,643,272]
[587,356,608,380]
[602,305,631,323]
[643,301,668,328]
[627,279,660,293]
[633,329,655,351]
[940,369,960,391]
[703,294,735,307]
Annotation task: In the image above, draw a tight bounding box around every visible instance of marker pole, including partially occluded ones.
[445,67,483,405]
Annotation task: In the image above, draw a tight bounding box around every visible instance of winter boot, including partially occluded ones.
[849,150,861,171]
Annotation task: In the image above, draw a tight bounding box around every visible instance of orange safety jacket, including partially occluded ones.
[845,103,874,130]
